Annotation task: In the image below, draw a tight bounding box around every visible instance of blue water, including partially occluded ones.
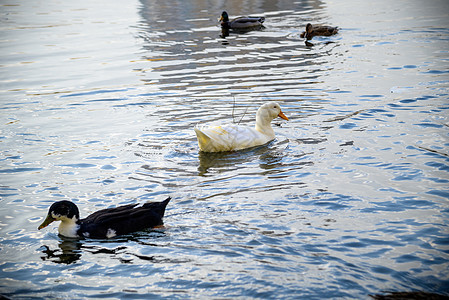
[1,0,448,298]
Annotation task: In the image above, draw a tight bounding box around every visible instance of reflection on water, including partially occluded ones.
[39,239,83,265]
[39,229,169,265]
[1,0,449,298]
[197,139,288,176]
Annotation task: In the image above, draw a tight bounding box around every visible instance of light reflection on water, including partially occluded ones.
[1,0,449,298]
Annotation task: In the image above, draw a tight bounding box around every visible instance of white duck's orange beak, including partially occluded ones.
[278,110,289,121]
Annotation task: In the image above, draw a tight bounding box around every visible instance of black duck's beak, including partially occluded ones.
[38,214,55,230]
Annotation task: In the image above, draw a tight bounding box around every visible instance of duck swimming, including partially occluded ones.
[38,197,170,238]
[300,23,339,40]
[219,11,265,30]
[194,102,288,152]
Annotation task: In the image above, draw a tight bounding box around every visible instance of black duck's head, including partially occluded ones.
[38,200,80,230]
[219,11,229,23]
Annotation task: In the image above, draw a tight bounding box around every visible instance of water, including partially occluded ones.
[1,0,448,298]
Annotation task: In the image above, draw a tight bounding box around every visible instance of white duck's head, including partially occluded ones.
[256,102,288,122]
[255,102,289,134]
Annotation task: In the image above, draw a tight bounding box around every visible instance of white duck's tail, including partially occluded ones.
[194,126,211,152]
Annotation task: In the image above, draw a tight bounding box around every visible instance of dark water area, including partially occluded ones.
[1,0,448,298]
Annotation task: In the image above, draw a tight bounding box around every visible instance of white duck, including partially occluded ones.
[194,102,289,152]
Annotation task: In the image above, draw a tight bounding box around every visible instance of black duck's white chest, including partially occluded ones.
[57,215,80,238]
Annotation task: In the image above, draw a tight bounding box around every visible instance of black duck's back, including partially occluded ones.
[79,197,171,238]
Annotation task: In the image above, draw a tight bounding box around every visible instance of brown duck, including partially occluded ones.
[219,11,265,30]
[300,23,339,40]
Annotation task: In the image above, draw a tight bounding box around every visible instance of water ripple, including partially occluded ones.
[1,0,449,299]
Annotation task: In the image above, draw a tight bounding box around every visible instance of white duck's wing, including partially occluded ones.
[194,124,271,152]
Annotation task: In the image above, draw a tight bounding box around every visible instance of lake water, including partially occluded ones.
[1,0,448,298]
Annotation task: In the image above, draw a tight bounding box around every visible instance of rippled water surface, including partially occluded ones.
[1,0,449,298]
